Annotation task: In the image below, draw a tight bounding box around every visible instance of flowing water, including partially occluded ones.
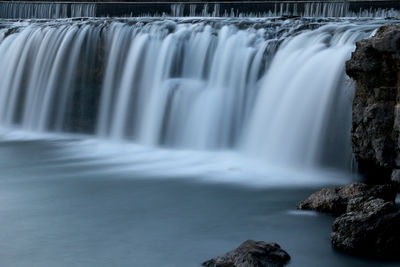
[1,1,399,19]
[0,17,382,171]
[0,2,399,266]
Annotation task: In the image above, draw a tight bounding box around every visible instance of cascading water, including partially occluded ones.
[0,2,96,19]
[0,17,387,174]
[244,24,372,169]
[1,2,400,267]
[170,2,400,18]
[2,3,400,267]
[0,1,399,19]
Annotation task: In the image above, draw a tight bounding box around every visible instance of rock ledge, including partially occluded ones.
[298,182,400,259]
[297,182,397,214]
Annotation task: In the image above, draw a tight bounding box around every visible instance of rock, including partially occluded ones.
[346,24,400,182]
[297,183,397,214]
[371,25,400,53]
[391,169,400,183]
[202,240,290,267]
[331,198,400,259]
[346,196,390,213]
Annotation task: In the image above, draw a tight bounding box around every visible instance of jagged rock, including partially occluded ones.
[346,24,400,182]
[297,182,397,214]
[331,198,400,259]
[202,240,290,267]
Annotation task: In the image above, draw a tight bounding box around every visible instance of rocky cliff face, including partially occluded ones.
[346,24,400,183]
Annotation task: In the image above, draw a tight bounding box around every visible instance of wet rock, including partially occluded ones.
[297,183,397,214]
[346,24,400,182]
[202,240,290,267]
[331,198,400,259]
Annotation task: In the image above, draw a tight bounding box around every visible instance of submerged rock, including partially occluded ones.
[331,198,400,259]
[202,240,290,267]
[297,183,397,214]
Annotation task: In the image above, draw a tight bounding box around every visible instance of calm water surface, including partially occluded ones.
[0,135,398,267]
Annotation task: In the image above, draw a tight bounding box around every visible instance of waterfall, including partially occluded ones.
[188,2,399,18]
[244,24,374,169]
[0,18,386,171]
[0,2,96,19]
[0,2,398,19]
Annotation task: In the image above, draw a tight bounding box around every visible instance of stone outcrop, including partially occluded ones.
[298,183,400,259]
[346,24,400,183]
[331,198,400,259]
[297,182,397,214]
[202,240,290,267]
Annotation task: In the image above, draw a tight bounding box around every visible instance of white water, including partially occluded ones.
[171,2,400,18]
[0,18,386,176]
[0,2,398,19]
[244,24,370,169]
[0,127,348,187]
[0,2,96,19]
[0,10,400,267]
[0,6,400,267]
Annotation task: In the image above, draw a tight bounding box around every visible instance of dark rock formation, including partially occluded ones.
[331,198,400,259]
[346,24,400,183]
[202,240,290,267]
[298,182,400,258]
[297,182,397,214]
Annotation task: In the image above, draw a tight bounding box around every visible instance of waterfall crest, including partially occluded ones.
[0,2,398,19]
[0,18,388,170]
[171,2,400,18]
[0,2,96,19]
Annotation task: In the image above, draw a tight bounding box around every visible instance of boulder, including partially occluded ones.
[297,183,397,214]
[331,198,400,259]
[202,240,290,267]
